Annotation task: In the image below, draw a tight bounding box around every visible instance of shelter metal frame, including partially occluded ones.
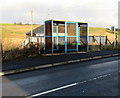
[44,20,89,54]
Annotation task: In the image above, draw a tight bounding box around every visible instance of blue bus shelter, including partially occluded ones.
[44,20,89,54]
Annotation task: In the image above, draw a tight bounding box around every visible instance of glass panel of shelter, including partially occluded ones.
[46,37,52,50]
[53,22,65,52]
[45,22,52,52]
[79,23,87,51]
[46,22,52,36]
[67,23,77,51]
[58,23,65,52]
[67,23,76,36]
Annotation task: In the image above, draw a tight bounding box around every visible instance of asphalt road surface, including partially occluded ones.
[2,56,119,96]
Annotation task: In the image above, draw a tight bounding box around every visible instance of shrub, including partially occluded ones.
[2,43,44,62]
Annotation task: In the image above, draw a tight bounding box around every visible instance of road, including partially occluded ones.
[2,56,119,96]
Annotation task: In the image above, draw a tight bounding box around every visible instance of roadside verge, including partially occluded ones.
[1,50,119,76]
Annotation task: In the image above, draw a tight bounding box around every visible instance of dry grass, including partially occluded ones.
[89,27,116,42]
[1,24,41,61]
[2,38,24,51]
[2,25,116,51]
[2,24,40,51]
[89,27,119,51]
[1,24,118,61]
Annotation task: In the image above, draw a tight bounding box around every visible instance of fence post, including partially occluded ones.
[100,36,102,50]
[115,34,118,47]
[38,37,41,55]
[1,43,3,60]
[92,36,94,42]
[105,36,107,45]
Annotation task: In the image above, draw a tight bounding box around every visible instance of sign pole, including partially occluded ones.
[114,26,116,48]
[31,10,33,36]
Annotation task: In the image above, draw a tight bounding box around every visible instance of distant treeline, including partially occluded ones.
[14,22,39,25]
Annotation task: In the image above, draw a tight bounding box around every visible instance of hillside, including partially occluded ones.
[1,24,40,51]
[89,27,115,42]
[1,24,115,51]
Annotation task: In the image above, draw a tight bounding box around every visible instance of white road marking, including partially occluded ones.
[29,72,115,97]
[0,72,4,76]
[31,83,78,97]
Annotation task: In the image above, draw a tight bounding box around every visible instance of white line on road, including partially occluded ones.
[31,83,78,97]
[28,72,116,97]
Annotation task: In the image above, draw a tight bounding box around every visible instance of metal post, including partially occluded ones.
[78,26,80,52]
[105,36,107,45]
[30,10,33,36]
[1,43,3,59]
[38,38,41,55]
[116,34,118,46]
[65,22,67,54]
[76,23,79,53]
[51,20,54,55]
[114,27,116,48]
[100,36,102,50]
[44,21,46,55]
[86,24,89,52]
[56,24,59,50]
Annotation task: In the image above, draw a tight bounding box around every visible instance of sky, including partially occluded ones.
[0,0,119,28]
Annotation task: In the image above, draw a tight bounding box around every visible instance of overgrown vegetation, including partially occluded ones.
[2,43,44,62]
[89,44,119,52]
[89,45,100,51]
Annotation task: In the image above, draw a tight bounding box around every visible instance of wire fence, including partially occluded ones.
[22,35,118,52]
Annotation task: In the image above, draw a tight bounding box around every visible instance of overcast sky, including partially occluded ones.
[0,0,119,28]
